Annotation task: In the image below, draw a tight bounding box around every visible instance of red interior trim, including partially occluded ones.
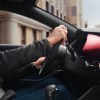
[83,34,100,59]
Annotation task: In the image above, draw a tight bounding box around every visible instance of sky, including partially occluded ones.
[83,0,100,28]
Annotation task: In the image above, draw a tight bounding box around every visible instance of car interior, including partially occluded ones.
[0,0,100,100]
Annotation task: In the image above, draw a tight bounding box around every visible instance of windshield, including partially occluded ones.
[37,0,67,20]
[37,0,100,28]
[0,0,99,45]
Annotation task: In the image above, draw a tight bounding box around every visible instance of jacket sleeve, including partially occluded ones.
[11,63,38,81]
[0,39,50,81]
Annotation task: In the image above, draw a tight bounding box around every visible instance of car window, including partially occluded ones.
[0,0,99,45]
[37,0,100,29]
[0,0,80,45]
[36,0,82,28]
[37,0,67,23]
[0,10,51,45]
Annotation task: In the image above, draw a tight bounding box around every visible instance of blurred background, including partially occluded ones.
[0,0,99,45]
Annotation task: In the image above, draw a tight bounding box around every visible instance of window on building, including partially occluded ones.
[51,5,54,14]
[64,16,66,20]
[85,23,88,28]
[46,32,49,37]
[56,10,59,17]
[33,30,37,41]
[46,1,49,12]
[60,13,62,19]
[21,26,26,44]
[72,6,76,16]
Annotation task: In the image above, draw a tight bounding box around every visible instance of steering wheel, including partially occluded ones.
[39,42,66,78]
[39,41,87,78]
[39,29,88,78]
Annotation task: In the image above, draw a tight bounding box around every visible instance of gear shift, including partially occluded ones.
[45,84,58,100]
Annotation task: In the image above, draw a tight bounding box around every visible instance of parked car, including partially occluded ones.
[0,0,100,100]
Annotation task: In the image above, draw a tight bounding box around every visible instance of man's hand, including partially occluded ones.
[47,25,68,45]
[34,57,45,69]
[34,25,67,69]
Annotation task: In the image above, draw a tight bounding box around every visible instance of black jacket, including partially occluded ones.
[0,39,50,84]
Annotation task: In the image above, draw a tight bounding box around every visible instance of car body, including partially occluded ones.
[0,0,100,100]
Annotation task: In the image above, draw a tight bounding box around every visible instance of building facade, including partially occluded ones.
[0,0,84,44]
[37,0,67,21]
[95,24,100,28]
[66,0,84,28]
[0,0,67,44]
[0,10,50,45]
[77,0,83,27]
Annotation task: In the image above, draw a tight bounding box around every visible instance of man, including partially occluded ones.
[0,25,75,100]
[0,25,67,84]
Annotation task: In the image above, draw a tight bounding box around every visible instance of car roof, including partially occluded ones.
[0,0,38,21]
[0,0,37,5]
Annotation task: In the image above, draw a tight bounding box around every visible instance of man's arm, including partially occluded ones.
[0,25,67,81]
[0,39,50,82]
[4,39,50,70]
[11,63,38,81]
[10,56,45,82]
